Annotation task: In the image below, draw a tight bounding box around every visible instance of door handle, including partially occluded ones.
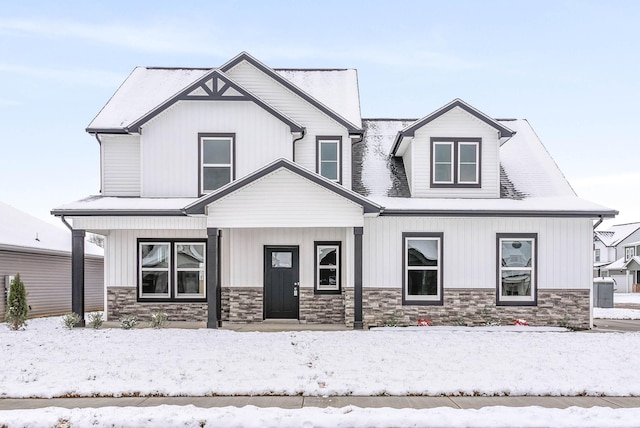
[293,284,299,297]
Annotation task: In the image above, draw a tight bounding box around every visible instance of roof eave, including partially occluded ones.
[51,209,187,217]
[379,209,619,218]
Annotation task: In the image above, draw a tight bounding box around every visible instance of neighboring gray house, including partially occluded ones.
[594,222,640,292]
[52,52,616,329]
[0,202,104,319]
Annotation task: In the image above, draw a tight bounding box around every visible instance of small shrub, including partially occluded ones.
[149,311,169,329]
[88,312,104,329]
[382,311,399,327]
[62,312,82,329]
[5,273,29,330]
[120,315,138,330]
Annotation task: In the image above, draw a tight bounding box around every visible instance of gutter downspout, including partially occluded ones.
[60,215,73,232]
[94,133,103,194]
[593,215,604,230]
[291,128,306,163]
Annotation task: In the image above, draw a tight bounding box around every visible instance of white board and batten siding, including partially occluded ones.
[0,250,103,318]
[140,101,293,197]
[206,169,364,228]
[363,217,594,290]
[104,229,206,287]
[224,227,353,290]
[406,107,501,198]
[101,134,141,196]
[225,61,353,189]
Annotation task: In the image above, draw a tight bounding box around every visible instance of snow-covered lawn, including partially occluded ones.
[3,316,640,426]
[594,293,640,319]
[1,317,640,399]
[2,405,640,428]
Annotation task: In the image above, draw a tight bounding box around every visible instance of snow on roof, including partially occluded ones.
[601,256,626,270]
[0,201,103,257]
[87,67,211,131]
[595,222,640,247]
[499,119,575,198]
[88,63,363,133]
[275,69,362,128]
[53,195,196,213]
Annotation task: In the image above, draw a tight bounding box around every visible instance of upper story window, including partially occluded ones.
[200,133,235,194]
[402,232,443,305]
[626,246,635,261]
[497,234,537,306]
[431,138,480,188]
[595,248,601,262]
[317,136,342,183]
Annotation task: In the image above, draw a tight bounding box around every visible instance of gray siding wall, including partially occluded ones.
[0,250,104,319]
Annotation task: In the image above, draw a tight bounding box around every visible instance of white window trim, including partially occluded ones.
[317,138,341,183]
[138,240,207,301]
[404,235,442,303]
[595,248,601,262]
[625,247,635,261]
[201,136,234,194]
[457,141,479,184]
[433,142,454,184]
[316,244,340,292]
[139,242,171,299]
[174,242,206,299]
[498,237,536,303]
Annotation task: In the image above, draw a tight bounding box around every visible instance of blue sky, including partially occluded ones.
[0,0,638,227]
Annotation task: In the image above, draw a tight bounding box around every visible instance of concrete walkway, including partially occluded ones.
[2,395,640,410]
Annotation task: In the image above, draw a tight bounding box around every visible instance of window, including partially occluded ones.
[497,234,537,305]
[200,134,234,194]
[314,242,341,294]
[317,136,342,182]
[431,138,480,187]
[595,249,601,262]
[139,239,206,301]
[626,247,635,261]
[402,233,443,305]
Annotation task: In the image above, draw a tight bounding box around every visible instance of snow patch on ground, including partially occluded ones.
[1,405,640,428]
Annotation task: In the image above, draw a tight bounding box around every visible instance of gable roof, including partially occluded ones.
[184,158,381,215]
[390,98,516,156]
[1,201,103,257]
[88,68,303,134]
[220,52,363,133]
[595,222,640,247]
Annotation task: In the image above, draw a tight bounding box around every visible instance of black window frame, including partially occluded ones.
[198,133,236,196]
[402,232,444,306]
[430,137,481,188]
[314,241,342,295]
[316,136,342,184]
[496,233,537,306]
[137,238,207,303]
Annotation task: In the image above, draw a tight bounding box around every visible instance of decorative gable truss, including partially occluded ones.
[127,69,304,134]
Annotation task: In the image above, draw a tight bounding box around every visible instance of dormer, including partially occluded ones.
[390,99,515,198]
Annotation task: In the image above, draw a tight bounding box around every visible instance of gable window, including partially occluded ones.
[317,136,342,183]
[314,242,341,294]
[402,232,443,305]
[497,234,537,305]
[431,138,480,187]
[200,133,235,194]
[139,239,206,301]
[626,247,635,261]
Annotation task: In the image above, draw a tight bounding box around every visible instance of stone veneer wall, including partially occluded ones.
[344,288,590,329]
[221,287,263,323]
[106,287,207,322]
[299,287,345,324]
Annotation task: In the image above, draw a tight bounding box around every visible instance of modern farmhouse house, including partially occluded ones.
[52,52,616,329]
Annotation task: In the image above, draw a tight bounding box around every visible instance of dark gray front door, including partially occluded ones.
[264,246,299,319]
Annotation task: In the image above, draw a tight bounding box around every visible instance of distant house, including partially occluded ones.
[0,202,104,319]
[594,222,640,292]
[52,52,616,329]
